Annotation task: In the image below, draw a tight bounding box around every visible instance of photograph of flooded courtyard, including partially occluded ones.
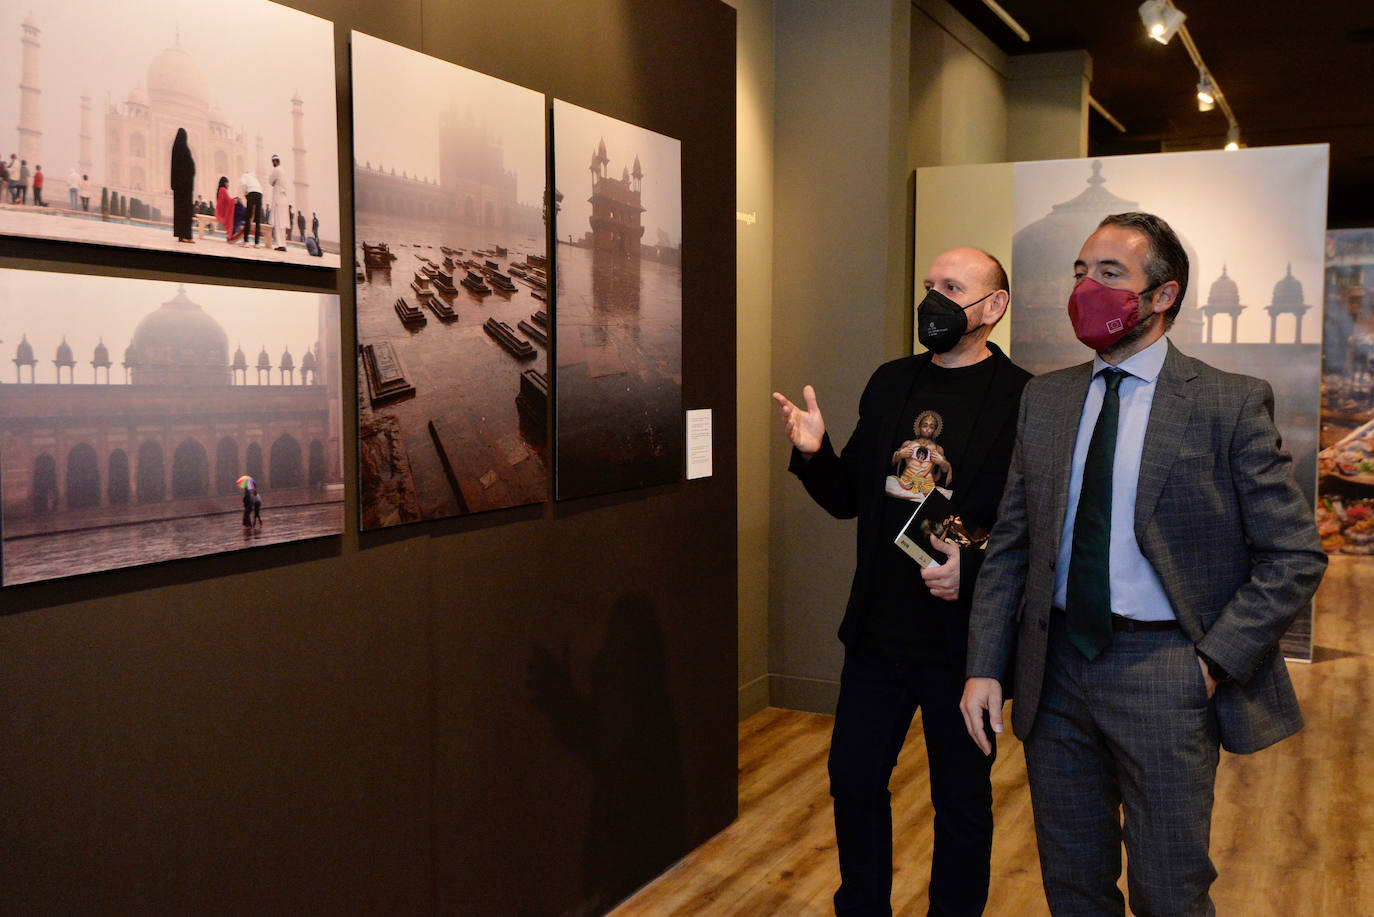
[350,32,548,528]
[552,101,683,500]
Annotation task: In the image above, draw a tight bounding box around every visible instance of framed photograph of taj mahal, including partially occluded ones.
[350,31,548,528]
[551,100,683,500]
[0,267,345,586]
[0,0,340,268]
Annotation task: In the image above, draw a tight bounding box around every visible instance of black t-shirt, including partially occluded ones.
[859,355,999,664]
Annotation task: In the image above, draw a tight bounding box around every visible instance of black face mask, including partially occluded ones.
[916,288,993,354]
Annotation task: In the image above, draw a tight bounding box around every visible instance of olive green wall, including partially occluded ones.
[762,0,1089,713]
[724,0,774,720]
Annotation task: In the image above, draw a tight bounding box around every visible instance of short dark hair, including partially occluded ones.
[1097,212,1189,327]
[977,249,1010,299]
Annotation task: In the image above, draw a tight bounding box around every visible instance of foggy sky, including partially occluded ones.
[350,30,545,207]
[553,99,682,248]
[0,268,332,386]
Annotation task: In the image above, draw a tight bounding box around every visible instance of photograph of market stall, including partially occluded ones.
[1317,227,1374,555]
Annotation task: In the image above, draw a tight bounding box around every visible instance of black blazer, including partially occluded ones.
[789,343,1030,662]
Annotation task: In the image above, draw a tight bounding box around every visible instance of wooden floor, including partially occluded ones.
[610,557,1374,917]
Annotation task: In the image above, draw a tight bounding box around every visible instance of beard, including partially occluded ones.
[1098,304,1163,362]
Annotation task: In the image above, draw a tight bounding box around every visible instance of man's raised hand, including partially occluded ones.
[772,385,826,455]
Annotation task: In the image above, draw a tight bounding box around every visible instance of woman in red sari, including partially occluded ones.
[214,175,242,242]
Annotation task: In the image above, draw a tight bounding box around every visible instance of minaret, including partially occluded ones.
[255,132,265,177]
[290,91,310,225]
[18,16,42,168]
[318,293,342,480]
[78,90,93,177]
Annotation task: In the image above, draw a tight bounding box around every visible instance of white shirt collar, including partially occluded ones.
[1092,334,1168,384]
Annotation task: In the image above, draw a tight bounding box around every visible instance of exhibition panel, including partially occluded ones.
[1317,227,1374,559]
[0,1,738,915]
[916,144,1330,660]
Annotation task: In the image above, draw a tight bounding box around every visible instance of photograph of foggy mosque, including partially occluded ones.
[552,100,683,500]
[0,269,344,586]
[0,0,340,267]
[350,31,548,529]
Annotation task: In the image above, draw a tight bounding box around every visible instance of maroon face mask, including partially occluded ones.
[1066,276,1156,351]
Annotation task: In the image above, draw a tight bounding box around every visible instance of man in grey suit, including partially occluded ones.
[959,212,1326,917]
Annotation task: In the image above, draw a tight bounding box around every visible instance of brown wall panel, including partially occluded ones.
[0,1,736,915]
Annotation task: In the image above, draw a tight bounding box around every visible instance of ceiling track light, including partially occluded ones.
[1138,0,1186,45]
[1197,70,1216,111]
[1138,1,1244,151]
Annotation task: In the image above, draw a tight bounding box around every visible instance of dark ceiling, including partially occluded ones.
[944,0,1374,226]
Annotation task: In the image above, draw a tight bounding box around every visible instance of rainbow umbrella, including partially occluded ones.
[236,475,256,490]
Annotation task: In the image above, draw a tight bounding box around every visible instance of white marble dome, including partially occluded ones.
[147,41,210,110]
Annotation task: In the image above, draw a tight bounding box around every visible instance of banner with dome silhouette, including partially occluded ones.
[0,0,339,268]
[0,268,344,586]
[1006,147,1326,499]
[915,143,1328,660]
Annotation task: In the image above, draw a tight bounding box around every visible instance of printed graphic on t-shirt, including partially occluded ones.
[885,409,953,503]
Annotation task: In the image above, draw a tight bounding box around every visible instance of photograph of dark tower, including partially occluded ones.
[553,101,683,500]
[0,270,344,586]
[589,139,645,259]
[350,32,547,529]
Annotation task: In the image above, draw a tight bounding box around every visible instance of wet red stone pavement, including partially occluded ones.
[554,243,683,500]
[355,215,549,528]
[2,499,344,586]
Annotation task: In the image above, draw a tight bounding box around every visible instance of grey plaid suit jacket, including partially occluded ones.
[967,340,1327,754]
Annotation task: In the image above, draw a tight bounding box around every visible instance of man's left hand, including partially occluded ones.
[920,535,960,601]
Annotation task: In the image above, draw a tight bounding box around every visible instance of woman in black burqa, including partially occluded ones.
[170,127,195,243]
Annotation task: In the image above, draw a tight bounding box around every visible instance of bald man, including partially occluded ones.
[774,247,1030,917]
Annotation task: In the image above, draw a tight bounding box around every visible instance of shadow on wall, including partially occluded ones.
[527,593,685,917]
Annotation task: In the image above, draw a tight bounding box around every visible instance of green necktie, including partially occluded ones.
[1065,369,1126,660]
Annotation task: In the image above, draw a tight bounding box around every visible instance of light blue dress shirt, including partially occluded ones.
[1053,335,1175,621]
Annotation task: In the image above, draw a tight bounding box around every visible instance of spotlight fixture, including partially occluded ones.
[1197,71,1216,111]
[1139,0,1186,45]
[1139,2,1245,151]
